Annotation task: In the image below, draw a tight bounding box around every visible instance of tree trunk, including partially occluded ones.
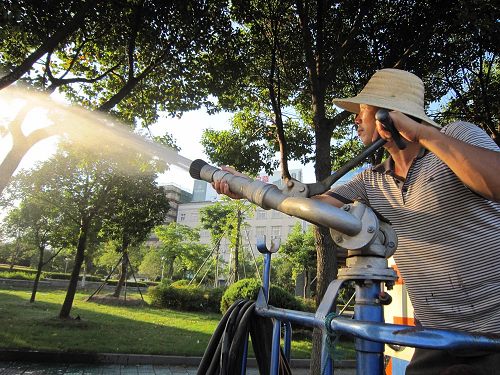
[30,246,45,303]
[309,100,337,374]
[166,257,175,280]
[233,210,242,282]
[113,252,128,298]
[0,103,57,195]
[303,269,309,298]
[310,226,338,375]
[214,245,220,287]
[59,220,88,319]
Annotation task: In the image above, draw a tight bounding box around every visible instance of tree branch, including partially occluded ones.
[0,0,97,90]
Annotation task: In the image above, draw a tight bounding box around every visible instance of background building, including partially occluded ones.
[177,169,308,258]
[160,183,193,223]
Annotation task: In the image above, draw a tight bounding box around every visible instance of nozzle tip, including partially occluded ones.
[189,159,208,180]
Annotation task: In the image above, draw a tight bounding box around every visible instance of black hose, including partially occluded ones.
[198,298,292,375]
[197,299,246,375]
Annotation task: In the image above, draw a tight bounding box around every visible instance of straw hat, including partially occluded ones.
[332,68,440,128]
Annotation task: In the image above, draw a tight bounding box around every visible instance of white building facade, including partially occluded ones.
[177,168,309,261]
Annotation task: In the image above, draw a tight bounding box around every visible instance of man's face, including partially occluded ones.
[355,104,379,146]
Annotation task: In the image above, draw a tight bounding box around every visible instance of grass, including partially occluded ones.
[0,287,355,360]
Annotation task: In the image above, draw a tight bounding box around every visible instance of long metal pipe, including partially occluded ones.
[329,317,500,351]
[253,303,500,352]
[189,160,362,236]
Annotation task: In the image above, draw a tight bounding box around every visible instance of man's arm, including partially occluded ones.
[381,112,500,202]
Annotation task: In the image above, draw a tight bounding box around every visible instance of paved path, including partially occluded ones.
[0,361,356,374]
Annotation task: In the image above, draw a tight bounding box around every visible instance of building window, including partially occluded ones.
[256,209,267,220]
[271,226,281,240]
[256,226,266,238]
[272,210,281,219]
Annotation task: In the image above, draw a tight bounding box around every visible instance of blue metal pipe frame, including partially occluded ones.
[254,253,500,374]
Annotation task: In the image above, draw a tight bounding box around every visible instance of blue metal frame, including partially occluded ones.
[251,245,500,375]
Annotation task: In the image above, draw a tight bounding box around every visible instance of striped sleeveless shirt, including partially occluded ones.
[330,121,500,334]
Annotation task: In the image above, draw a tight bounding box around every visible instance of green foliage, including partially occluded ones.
[281,223,316,281]
[148,283,223,313]
[336,281,356,307]
[0,271,39,280]
[296,297,317,313]
[220,278,303,314]
[201,109,314,176]
[154,222,209,281]
[170,279,190,287]
[0,265,37,274]
[138,248,162,281]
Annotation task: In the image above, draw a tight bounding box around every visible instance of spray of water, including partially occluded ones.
[0,86,193,186]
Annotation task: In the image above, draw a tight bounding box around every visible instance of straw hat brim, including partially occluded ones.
[333,96,440,128]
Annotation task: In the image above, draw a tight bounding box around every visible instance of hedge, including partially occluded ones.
[220,278,304,314]
[148,283,225,313]
[0,271,40,280]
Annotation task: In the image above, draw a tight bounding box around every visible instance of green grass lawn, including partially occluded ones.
[0,287,354,360]
[0,288,308,358]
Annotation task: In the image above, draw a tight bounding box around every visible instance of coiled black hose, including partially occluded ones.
[197,298,292,375]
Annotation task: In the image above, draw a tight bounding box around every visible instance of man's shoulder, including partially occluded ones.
[441,121,499,150]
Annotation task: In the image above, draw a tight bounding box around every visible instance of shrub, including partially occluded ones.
[220,278,304,314]
[297,297,317,313]
[206,286,226,309]
[148,284,223,313]
[44,272,70,280]
[0,265,38,275]
[0,271,40,280]
[170,279,190,287]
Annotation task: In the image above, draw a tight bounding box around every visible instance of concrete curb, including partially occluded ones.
[0,350,356,369]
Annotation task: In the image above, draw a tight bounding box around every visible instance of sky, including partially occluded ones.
[150,110,317,192]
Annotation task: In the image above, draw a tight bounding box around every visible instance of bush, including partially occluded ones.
[0,271,40,280]
[206,286,226,309]
[148,284,223,313]
[297,297,317,313]
[0,265,38,275]
[170,279,190,287]
[220,278,304,314]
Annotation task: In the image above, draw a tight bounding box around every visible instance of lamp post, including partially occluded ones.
[161,256,165,281]
[64,258,70,273]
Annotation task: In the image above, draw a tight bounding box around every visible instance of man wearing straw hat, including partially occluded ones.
[318,68,500,374]
[214,68,500,373]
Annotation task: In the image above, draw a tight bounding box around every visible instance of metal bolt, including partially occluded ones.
[367,226,375,233]
[342,205,350,211]
[287,180,294,188]
[299,187,305,192]
[335,236,343,243]
[388,241,395,248]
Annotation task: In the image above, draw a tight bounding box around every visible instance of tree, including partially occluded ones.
[199,202,234,286]
[98,173,170,297]
[138,247,163,281]
[153,223,208,281]
[2,199,68,302]
[425,0,499,144]
[3,140,167,318]
[0,0,241,193]
[281,223,316,298]
[199,198,255,283]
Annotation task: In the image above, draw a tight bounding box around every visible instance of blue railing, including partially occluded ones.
[254,243,500,375]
